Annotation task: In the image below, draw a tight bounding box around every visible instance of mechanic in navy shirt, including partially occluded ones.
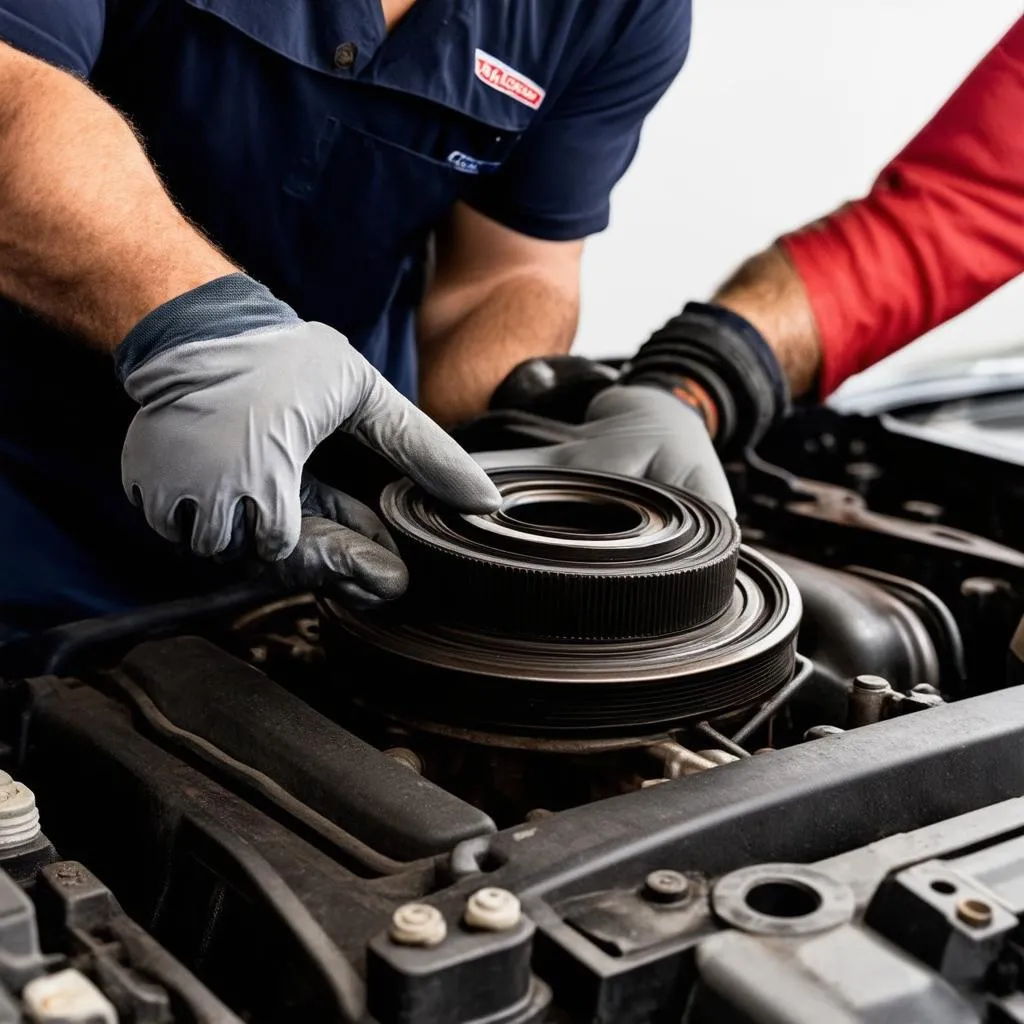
[0,0,711,637]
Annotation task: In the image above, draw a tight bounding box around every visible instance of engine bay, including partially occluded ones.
[1,396,1024,1022]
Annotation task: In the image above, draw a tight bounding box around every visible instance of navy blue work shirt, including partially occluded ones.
[0,0,691,633]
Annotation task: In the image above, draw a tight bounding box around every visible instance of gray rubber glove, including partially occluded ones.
[117,273,500,582]
[477,384,736,516]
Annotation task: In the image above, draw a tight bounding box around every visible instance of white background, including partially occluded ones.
[575,2,1024,389]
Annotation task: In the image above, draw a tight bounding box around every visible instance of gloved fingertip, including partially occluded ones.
[687,471,737,518]
[313,523,409,601]
[437,461,502,514]
[255,524,300,562]
[255,498,302,562]
[361,549,409,601]
[453,480,503,515]
[329,580,388,611]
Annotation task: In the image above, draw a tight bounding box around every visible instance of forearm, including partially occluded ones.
[712,244,821,397]
[418,271,578,425]
[0,43,235,350]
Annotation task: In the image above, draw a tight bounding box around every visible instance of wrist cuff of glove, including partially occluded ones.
[624,301,789,456]
[114,273,301,383]
[627,372,723,439]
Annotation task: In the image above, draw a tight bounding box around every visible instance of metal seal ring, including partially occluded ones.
[380,467,740,641]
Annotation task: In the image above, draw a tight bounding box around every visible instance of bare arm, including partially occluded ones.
[417,203,582,425]
[712,243,822,397]
[0,41,235,350]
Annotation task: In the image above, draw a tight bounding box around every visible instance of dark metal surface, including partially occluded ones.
[4,394,1024,1021]
[19,661,1024,1024]
[117,636,496,864]
[18,677,376,1023]
[0,582,279,678]
[36,860,245,1023]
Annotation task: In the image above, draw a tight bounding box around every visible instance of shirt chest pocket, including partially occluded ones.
[285,80,527,206]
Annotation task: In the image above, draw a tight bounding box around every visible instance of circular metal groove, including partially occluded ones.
[380,468,741,641]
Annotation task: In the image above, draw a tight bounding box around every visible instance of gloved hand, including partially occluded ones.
[483,303,791,518]
[258,475,408,608]
[477,383,736,516]
[117,273,500,598]
[623,302,790,458]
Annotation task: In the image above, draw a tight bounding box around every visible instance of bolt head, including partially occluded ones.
[644,870,690,903]
[956,898,994,929]
[465,888,521,931]
[854,675,890,692]
[390,903,447,947]
[804,725,844,741]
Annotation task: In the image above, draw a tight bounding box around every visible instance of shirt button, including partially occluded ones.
[334,42,358,70]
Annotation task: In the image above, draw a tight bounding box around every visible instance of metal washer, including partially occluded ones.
[712,863,856,937]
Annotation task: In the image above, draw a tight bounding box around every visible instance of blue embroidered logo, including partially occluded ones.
[447,151,500,175]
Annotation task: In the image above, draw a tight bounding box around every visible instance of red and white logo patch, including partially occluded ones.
[474,49,545,111]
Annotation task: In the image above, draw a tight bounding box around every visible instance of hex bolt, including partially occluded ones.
[644,870,690,904]
[464,888,522,931]
[389,903,447,947]
[956,898,994,929]
[847,675,892,728]
[0,771,41,851]
[804,725,845,741]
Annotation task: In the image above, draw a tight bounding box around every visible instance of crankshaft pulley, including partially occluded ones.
[322,467,801,740]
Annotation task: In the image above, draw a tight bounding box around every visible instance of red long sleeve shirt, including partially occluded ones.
[780,17,1024,397]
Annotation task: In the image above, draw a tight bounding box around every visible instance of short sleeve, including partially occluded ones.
[0,0,106,76]
[465,0,691,241]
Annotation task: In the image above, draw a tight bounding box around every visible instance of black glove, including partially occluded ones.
[623,301,790,457]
